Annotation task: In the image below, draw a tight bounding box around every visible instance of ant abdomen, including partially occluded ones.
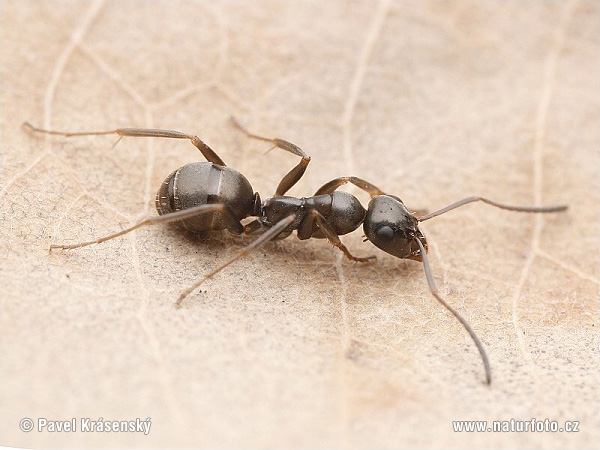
[155,162,255,232]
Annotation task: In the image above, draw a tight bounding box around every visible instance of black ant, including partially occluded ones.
[23,118,568,385]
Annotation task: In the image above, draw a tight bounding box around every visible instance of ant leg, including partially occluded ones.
[413,238,491,385]
[316,177,427,215]
[230,117,311,196]
[50,204,241,250]
[22,122,226,166]
[314,176,385,199]
[417,196,568,221]
[176,214,297,307]
[307,210,376,262]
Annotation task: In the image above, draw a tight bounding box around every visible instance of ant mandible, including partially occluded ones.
[23,118,568,385]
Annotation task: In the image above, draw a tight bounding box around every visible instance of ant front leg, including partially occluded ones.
[315,177,427,216]
[303,210,375,263]
[50,204,242,250]
[22,122,226,166]
[230,117,311,196]
[314,176,386,198]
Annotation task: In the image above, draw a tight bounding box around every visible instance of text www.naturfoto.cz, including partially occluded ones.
[453,419,579,433]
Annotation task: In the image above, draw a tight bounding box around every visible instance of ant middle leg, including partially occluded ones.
[176,214,297,307]
[50,204,243,250]
[22,122,226,166]
[230,117,311,197]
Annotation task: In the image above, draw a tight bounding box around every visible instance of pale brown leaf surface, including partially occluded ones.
[1,1,598,448]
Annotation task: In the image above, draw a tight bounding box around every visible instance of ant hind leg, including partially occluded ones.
[50,204,239,251]
[22,122,226,166]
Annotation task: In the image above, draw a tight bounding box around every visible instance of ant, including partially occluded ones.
[23,118,568,385]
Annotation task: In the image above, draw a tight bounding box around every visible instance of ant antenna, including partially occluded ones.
[414,237,492,385]
[417,196,568,222]
[412,196,567,382]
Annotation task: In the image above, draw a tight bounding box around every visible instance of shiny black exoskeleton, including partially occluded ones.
[156,162,260,234]
[146,119,404,264]
[155,159,426,262]
[154,158,379,263]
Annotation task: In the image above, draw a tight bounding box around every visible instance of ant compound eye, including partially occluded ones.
[377,225,395,240]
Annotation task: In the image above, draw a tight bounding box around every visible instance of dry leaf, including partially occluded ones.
[1,1,598,448]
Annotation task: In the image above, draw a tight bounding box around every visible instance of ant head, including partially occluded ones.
[363,195,427,261]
